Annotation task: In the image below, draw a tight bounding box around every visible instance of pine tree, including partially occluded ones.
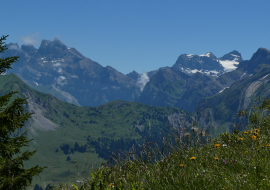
[0,35,46,189]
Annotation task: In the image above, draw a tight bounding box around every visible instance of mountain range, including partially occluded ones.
[4,39,141,107]
[5,39,270,123]
[3,38,270,187]
[4,38,246,109]
[138,48,270,114]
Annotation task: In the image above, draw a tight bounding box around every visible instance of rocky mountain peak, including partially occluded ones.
[4,43,25,58]
[252,48,270,60]
[126,70,140,81]
[38,39,68,56]
[251,47,270,64]
[219,50,243,62]
[172,50,244,76]
[6,43,20,51]
[237,47,270,74]
[257,47,270,53]
[21,44,37,52]
[172,52,223,77]
[230,50,242,56]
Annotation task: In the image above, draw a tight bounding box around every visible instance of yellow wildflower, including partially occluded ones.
[215,144,220,149]
[180,164,184,167]
[254,129,260,132]
[190,157,196,160]
[252,135,257,140]
[253,132,259,136]
[238,137,243,140]
[214,157,218,160]
[244,131,249,134]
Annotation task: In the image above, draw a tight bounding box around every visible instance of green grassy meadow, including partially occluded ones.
[49,99,270,190]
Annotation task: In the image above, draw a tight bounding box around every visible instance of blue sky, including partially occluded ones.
[2,0,270,74]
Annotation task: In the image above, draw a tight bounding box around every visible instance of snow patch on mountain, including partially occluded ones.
[181,68,202,74]
[200,52,211,57]
[204,70,220,76]
[219,59,239,72]
[240,72,246,79]
[260,74,270,80]
[219,87,229,93]
[180,67,221,77]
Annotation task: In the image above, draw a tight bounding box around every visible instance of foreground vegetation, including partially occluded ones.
[41,98,270,190]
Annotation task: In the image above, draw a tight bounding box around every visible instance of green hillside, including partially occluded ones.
[0,73,192,187]
[59,98,270,190]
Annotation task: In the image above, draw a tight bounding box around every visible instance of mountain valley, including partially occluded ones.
[0,73,192,185]
[3,39,270,187]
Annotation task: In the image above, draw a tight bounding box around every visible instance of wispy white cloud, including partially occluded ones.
[8,44,21,51]
[57,68,63,74]
[71,75,78,78]
[137,72,150,91]
[53,63,61,67]
[55,76,67,86]
[21,33,41,46]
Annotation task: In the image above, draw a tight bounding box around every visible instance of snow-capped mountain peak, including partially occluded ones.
[172,50,243,77]
[218,50,243,72]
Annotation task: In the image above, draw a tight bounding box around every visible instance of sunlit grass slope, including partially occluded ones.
[57,99,270,190]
